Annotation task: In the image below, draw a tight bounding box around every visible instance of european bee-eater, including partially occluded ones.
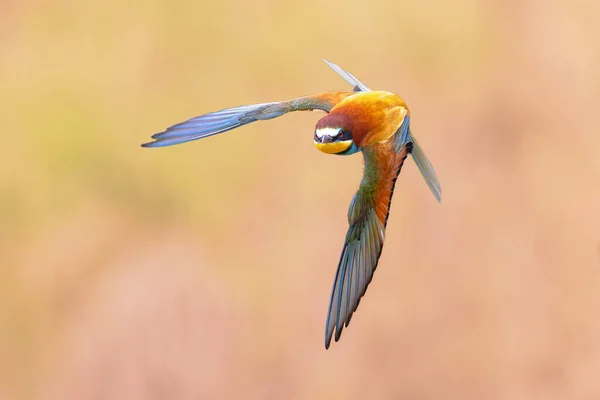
[142,60,442,349]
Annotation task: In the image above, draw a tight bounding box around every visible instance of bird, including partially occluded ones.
[142,60,442,349]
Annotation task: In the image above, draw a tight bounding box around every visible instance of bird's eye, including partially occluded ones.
[336,129,344,138]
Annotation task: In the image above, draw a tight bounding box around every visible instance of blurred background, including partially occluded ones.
[2,0,600,398]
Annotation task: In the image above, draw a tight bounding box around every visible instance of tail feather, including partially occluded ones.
[323,59,372,92]
[408,132,442,203]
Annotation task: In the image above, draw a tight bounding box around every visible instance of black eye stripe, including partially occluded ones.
[338,130,352,141]
[314,129,352,142]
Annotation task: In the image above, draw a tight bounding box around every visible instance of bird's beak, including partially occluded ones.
[314,136,352,154]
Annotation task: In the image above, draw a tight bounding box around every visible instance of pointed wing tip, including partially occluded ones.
[141,135,177,148]
[334,325,344,342]
[325,329,334,350]
[324,329,342,350]
[324,311,345,350]
[324,310,350,350]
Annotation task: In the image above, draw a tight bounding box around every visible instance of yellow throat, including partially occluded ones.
[314,140,352,154]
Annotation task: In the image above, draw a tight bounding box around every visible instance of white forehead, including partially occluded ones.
[315,127,341,138]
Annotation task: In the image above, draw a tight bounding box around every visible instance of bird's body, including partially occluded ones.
[324,91,408,146]
[143,60,441,349]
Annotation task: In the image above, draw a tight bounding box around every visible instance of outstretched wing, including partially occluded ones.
[142,92,355,148]
[325,139,413,349]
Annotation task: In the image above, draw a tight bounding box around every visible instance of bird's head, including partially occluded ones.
[313,114,360,155]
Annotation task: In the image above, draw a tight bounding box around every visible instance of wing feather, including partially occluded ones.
[325,141,413,348]
[142,92,355,148]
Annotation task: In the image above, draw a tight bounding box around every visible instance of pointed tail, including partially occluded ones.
[408,131,442,203]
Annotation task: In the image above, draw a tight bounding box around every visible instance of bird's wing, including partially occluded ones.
[142,92,355,148]
[324,59,442,203]
[325,138,413,349]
